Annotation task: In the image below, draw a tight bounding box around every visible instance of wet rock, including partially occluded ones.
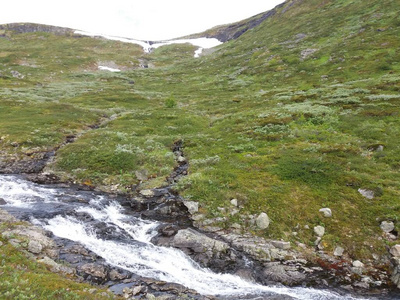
[68,244,90,256]
[150,282,188,294]
[183,201,199,214]
[109,269,129,281]
[380,221,395,233]
[262,262,306,286]
[235,268,256,282]
[80,263,107,279]
[319,208,332,218]
[27,172,60,184]
[256,212,270,230]
[0,198,6,205]
[155,228,233,270]
[314,226,325,237]
[159,224,179,237]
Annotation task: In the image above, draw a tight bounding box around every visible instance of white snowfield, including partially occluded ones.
[74,30,222,58]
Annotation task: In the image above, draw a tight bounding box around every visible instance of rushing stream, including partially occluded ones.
[0,174,380,299]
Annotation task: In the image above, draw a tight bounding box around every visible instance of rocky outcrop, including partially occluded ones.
[0,23,74,36]
[390,245,400,289]
[187,3,285,43]
[0,209,74,275]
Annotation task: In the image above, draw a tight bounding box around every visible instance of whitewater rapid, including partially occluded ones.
[0,175,370,299]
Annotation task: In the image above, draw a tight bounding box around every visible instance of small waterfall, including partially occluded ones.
[0,175,369,299]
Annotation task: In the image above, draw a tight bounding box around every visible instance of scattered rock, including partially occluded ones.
[314,226,325,237]
[319,208,332,218]
[109,269,128,281]
[80,263,107,279]
[140,189,155,197]
[390,245,400,257]
[38,256,61,271]
[380,221,395,233]
[358,189,374,199]
[230,198,238,207]
[352,260,365,275]
[353,281,370,289]
[28,240,43,254]
[271,240,291,250]
[353,260,365,268]
[300,48,318,60]
[177,156,186,163]
[256,212,270,230]
[11,70,24,79]
[183,201,199,214]
[334,246,345,257]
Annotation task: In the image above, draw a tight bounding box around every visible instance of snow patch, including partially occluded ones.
[75,30,222,57]
[98,65,120,72]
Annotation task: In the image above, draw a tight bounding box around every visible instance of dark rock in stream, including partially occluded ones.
[110,276,217,300]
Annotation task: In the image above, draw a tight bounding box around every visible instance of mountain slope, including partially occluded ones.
[0,0,399,293]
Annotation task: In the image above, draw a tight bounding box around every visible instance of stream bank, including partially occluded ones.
[0,141,399,299]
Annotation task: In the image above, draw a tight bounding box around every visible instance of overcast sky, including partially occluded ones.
[1,1,284,40]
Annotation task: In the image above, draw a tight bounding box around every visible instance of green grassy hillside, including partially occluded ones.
[0,1,399,292]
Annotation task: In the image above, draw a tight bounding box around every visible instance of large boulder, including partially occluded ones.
[171,228,229,254]
[154,228,232,270]
[380,221,395,233]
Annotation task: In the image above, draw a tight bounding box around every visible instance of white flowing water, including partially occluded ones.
[0,175,369,299]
